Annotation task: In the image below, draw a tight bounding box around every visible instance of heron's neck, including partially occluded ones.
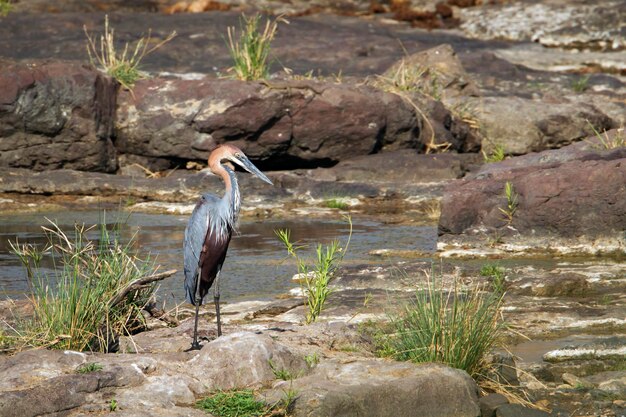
[221,165,240,226]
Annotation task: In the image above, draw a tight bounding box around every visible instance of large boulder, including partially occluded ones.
[115,78,422,169]
[477,96,615,155]
[186,331,308,392]
[0,60,118,172]
[438,133,626,239]
[265,360,481,417]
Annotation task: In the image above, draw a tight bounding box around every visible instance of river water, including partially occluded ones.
[0,210,437,303]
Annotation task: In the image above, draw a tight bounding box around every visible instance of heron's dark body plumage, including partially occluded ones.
[183,190,236,306]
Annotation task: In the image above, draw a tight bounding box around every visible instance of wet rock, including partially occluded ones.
[116,77,421,169]
[0,60,117,172]
[438,136,626,240]
[479,393,509,417]
[264,361,480,417]
[561,372,594,390]
[586,371,626,398]
[186,331,308,392]
[543,336,626,363]
[485,352,519,386]
[531,273,590,298]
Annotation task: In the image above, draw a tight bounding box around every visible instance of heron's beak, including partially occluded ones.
[235,155,273,185]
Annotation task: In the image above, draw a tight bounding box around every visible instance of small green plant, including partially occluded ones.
[499,181,518,225]
[280,386,298,414]
[482,144,506,163]
[379,269,506,378]
[269,359,298,381]
[196,390,268,417]
[226,14,286,81]
[587,122,625,150]
[480,263,506,295]
[0,0,12,16]
[76,362,104,374]
[276,216,352,324]
[109,399,118,412]
[8,219,159,352]
[571,74,590,93]
[84,15,176,90]
[325,198,349,210]
[304,352,320,368]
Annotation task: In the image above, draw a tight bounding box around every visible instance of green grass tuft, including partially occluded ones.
[275,216,352,324]
[587,121,625,150]
[226,14,286,81]
[196,390,268,417]
[76,362,104,373]
[480,263,506,295]
[378,270,505,378]
[571,74,590,93]
[8,218,159,352]
[304,352,320,368]
[482,144,506,163]
[324,198,349,210]
[0,0,12,16]
[498,181,518,225]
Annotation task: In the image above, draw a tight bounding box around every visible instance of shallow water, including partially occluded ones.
[0,210,437,303]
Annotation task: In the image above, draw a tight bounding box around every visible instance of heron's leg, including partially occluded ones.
[189,271,203,350]
[214,271,222,337]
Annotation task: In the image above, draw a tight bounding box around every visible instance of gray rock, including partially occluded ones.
[264,360,480,417]
[459,2,624,51]
[477,96,614,156]
[0,349,87,391]
[186,331,308,392]
[0,370,142,417]
[479,393,509,417]
[586,371,626,397]
[320,151,478,184]
[495,404,550,417]
[0,60,117,172]
[561,372,594,390]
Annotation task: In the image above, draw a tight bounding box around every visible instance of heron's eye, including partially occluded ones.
[234,152,242,159]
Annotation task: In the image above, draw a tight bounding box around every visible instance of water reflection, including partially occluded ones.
[0,211,437,303]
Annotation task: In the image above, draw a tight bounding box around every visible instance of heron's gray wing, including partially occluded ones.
[183,194,218,304]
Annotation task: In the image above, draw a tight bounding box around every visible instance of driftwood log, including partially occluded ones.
[108,269,177,308]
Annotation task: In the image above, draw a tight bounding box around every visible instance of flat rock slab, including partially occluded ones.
[265,360,480,417]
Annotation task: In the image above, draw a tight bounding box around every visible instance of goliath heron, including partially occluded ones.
[184,144,272,350]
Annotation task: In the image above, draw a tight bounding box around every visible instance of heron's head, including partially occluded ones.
[209,145,273,185]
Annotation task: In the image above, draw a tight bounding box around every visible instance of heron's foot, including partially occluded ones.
[185,341,202,351]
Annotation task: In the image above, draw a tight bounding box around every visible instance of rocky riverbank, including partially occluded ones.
[1,1,625,416]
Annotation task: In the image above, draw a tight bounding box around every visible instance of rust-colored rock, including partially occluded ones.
[0,60,118,172]
[115,78,423,169]
[438,134,626,238]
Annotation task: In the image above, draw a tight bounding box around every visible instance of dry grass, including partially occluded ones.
[84,15,176,90]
